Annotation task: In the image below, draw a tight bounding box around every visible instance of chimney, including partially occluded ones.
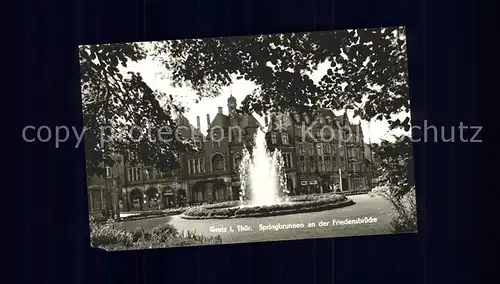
[206,114,211,129]
[218,107,223,114]
[196,116,201,130]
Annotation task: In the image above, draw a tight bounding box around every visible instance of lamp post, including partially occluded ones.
[143,169,149,210]
[223,176,231,200]
[337,141,344,193]
[112,155,123,221]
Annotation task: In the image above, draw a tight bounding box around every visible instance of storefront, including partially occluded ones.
[163,188,175,208]
[299,180,308,194]
[309,180,320,193]
[299,180,320,194]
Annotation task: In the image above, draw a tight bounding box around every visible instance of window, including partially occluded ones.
[195,138,203,148]
[281,133,289,145]
[324,144,331,154]
[299,162,307,173]
[212,154,224,172]
[307,143,315,155]
[298,143,305,154]
[212,130,221,148]
[283,152,293,168]
[188,158,205,175]
[324,155,332,171]
[127,167,141,182]
[200,159,205,173]
[309,156,315,172]
[231,129,240,143]
[317,143,324,156]
[233,154,242,171]
[105,166,112,177]
[318,156,325,172]
[195,159,200,173]
[271,133,278,144]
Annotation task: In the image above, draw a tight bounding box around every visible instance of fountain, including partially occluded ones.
[181,129,354,220]
[239,130,288,206]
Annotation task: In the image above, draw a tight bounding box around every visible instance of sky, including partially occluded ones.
[122,47,410,144]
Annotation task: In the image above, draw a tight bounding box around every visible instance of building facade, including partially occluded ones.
[87,95,371,215]
[265,109,369,195]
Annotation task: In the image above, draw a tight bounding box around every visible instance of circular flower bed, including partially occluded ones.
[181,193,355,219]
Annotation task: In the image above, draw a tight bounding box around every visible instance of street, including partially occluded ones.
[118,194,397,244]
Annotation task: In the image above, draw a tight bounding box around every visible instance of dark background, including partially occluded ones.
[16,0,480,283]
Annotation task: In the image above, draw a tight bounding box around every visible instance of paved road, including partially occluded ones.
[119,194,396,244]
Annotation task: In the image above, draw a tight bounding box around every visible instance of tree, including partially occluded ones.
[371,136,414,198]
[370,136,416,232]
[151,26,412,195]
[79,43,195,179]
[152,26,409,128]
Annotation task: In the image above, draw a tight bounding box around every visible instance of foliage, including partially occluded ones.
[90,219,222,250]
[372,186,417,233]
[181,194,353,219]
[371,136,414,197]
[153,27,409,129]
[79,43,195,178]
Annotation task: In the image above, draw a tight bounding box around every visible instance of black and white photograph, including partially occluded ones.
[80,26,417,251]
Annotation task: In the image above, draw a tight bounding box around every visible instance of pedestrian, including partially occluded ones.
[333,184,338,194]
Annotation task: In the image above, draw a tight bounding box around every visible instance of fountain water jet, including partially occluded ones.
[239,130,288,206]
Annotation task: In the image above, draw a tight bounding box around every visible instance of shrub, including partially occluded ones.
[372,186,417,233]
[90,219,133,248]
[90,220,223,250]
[181,194,354,219]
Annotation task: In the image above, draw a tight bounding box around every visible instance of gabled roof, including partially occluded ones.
[176,114,204,138]
[208,113,230,129]
[244,114,262,128]
[208,113,261,130]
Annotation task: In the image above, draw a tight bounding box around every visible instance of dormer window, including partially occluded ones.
[281,133,289,145]
[271,133,278,144]
[194,137,203,148]
[212,130,221,148]
[231,128,241,143]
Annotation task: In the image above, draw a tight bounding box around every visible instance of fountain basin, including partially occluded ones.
[180,194,355,219]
